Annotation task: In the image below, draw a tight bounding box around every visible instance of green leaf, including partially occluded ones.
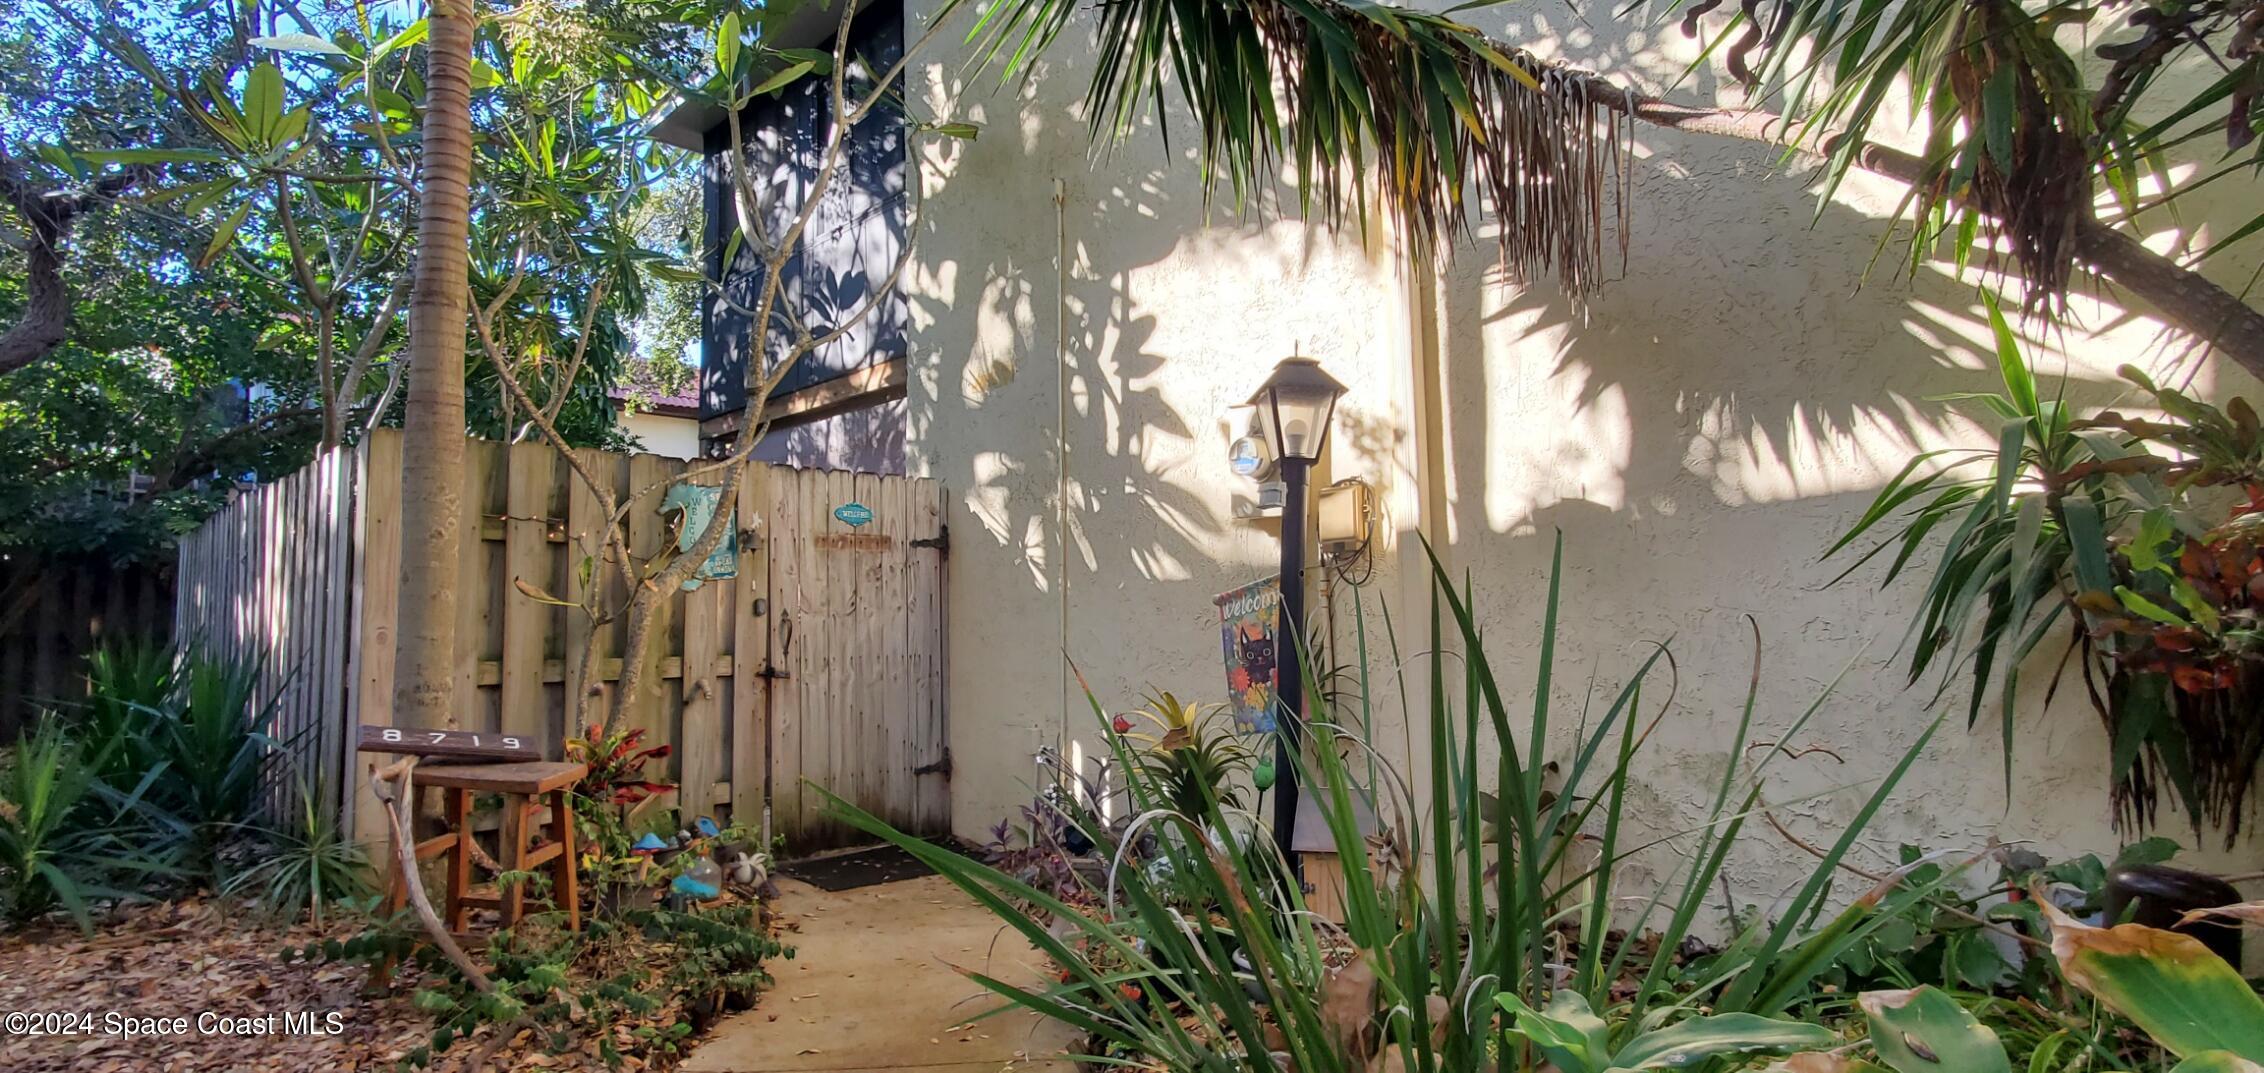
[249,33,347,56]
[2129,509,2176,574]
[1610,1012,1836,1070]
[197,201,252,270]
[920,121,982,139]
[2169,577,2223,633]
[1982,293,2036,417]
[2063,498,2113,595]
[33,861,93,934]
[1980,66,2017,171]
[715,11,742,79]
[2115,586,2187,627]
[2113,837,2182,869]
[243,63,285,143]
[749,60,816,97]
[2042,906,2264,1060]
[2170,1053,2264,1073]
[1858,986,2012,1073]
[371,20,430,63]
[1499,991,1611,1073]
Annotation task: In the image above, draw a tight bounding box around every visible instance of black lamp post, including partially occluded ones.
[1248,355,1345,879]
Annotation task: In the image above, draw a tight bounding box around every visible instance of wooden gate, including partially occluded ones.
[764,469,948,848]
[174,431,948,851]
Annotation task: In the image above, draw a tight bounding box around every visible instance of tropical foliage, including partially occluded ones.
[942,0,2263,374]
[1833,298,2264,840]
[835,543,2264,1073]
[0,642,350,931]
[833,538,1971,1071]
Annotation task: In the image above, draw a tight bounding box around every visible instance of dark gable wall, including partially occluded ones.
[700,0,908,425]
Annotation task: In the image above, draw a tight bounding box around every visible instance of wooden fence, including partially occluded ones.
[175,429,948,849]
[0,557,174,740]
[174,448,359,815]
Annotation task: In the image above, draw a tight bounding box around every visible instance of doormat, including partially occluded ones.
[780,841,959,891]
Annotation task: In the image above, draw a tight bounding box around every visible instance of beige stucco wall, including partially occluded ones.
[620,408,701,460]
[900,0,2264,895]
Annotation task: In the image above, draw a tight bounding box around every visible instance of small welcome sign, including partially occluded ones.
[1215,575,1282,734]
[833,502,873,528]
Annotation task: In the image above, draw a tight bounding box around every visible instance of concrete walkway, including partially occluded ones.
[684,873,1080,1073]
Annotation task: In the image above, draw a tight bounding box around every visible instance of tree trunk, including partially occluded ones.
[392,0,477,730]
[0,144,150,377]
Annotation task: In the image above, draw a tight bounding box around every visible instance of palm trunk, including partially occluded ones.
[392,0,477,730]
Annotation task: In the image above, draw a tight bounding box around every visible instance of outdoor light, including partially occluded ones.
[1246,353,1345,882]
[1248,356,1347,463]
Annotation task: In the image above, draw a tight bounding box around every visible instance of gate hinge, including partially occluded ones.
[910,524,949,555]
[913,749,953,778]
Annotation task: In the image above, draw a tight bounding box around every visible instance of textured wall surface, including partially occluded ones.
[896,0,2264,898]
[620,410,699,459]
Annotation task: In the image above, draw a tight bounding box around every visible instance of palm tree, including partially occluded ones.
[393,0,479,730]
[950,0,2264,375]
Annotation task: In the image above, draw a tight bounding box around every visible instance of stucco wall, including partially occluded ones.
[899,0,2264,895]
[621,409,700,459]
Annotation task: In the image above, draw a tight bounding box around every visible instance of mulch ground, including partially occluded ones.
[0,898,741,1072]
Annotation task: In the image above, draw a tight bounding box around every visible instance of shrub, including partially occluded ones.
[70,643,282,885]
[0,717,173,931]
[829,537,1957,1071]
[221,771,373,928]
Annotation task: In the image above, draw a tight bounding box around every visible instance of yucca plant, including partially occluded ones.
[222,769,374,928]
[137,653,283,880]
[76,640,178,785]
[828,536,1957,1071]
[0,718,173,932]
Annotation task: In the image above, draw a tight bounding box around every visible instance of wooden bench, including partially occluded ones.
[380,761,588,936]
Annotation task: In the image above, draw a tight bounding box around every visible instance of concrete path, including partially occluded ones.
[684,873,1080,1073]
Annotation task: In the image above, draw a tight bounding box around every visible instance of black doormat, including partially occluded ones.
[780,840,960,892]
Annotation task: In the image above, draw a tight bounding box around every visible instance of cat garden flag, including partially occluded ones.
[1215,575,1282,733]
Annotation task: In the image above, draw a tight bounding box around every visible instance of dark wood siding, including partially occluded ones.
[701,0,908,422]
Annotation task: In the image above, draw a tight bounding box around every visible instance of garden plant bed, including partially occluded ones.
[0,894,783,1072]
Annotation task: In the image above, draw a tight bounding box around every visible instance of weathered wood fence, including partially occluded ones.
[174,448,358,815]
[0,557,174,740]
[174,430,948,849]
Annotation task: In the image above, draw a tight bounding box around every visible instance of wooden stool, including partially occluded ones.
[381,761,588,936]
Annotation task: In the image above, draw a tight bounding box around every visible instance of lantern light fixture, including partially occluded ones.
[1248,355,1347,463]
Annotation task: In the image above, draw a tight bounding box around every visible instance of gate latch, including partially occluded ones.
[909,524,949,555]
[913,749,953,778]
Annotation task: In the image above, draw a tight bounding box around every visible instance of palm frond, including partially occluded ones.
[945,0,1633,295]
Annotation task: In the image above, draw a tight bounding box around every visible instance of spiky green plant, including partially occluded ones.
[76,640,178,785]
[222,770,373,927]
[827,536,1956,1071]
[0,717,174,932]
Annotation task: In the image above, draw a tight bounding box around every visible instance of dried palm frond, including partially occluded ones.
[942,0,1632,297]
[1672,0,2262,313]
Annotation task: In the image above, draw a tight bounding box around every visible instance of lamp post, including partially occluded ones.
[1247,355,1346,880]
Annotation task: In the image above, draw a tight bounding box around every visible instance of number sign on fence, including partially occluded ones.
[356,724,540,762]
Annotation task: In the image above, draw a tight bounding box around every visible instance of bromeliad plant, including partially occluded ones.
[1833,298,2264,841]
[828,537,1958,1072]
[1120,690,1256,820]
